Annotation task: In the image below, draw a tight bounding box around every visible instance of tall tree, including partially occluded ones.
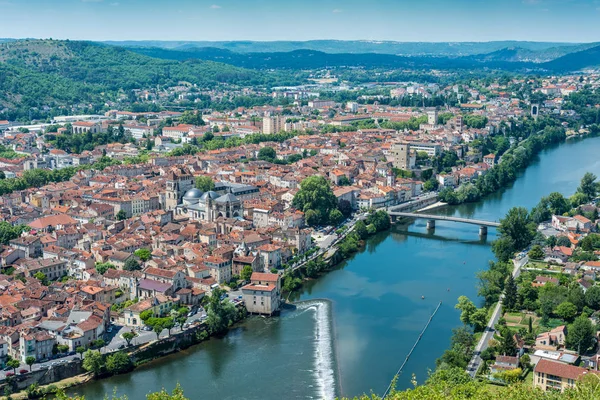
[195,176,215,192]
[292,176,338,226]
[498,207,534,251]
[566,315,596,354]
[577,172,598,200]
[503,274,518,311]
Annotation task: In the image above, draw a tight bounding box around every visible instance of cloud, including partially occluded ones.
[210,4,221,8]
[332,8,342,13]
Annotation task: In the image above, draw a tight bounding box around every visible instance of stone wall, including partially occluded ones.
[0,359,84,391]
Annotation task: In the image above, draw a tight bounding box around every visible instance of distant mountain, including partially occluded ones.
[126,46,538,72]
[542,44,600,72]
[104,40,585,57]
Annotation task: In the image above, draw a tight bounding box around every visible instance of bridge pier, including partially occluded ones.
[479,226,488,236]
[426,219,435,230]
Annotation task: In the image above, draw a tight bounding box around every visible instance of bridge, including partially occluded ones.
[388,212,500,235]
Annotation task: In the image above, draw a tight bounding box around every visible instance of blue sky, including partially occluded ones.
[1,0,599,42]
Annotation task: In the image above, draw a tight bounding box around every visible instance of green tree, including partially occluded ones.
[179,110,205,126]
[6,358,19,374]
[498,206,534,251]
[566,315,596,354]
[75,346,86,359]
[206,288,237,334]
[153,321,164,339]
[134,248,152,262]
[140,309,154,322]
[105,351,133,375]
[455,296,477,326]
[292,176,338,226]
[585,285,600,310]
[354,220,368,240]
[124,257,141,271]
[258,146,276,162]
[503,274,517,311]
[241,265,253,282]
[82,350,104,377]
[116,210,127,221]
[329,209,344,225]
[497,328,517,356]
[25,356,35,371]
[555,301,578,322]
[528,244,545,260]
[577,172,598,200]
[195,175,215,192]
[33,272,48,284]
[122,331,137,346]
[491,237,515,263]
[556,235,572,247]
[95,262,115,275]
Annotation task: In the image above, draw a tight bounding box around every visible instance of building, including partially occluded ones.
[164,166,194,211]
[262,116,286,134]
[241,272,281,315]
[391,142,415,170]
[308,100,335,108]
[483,154,496,167]
[427,109,438,125]
[534,359,597,392]
[175,188,243,222]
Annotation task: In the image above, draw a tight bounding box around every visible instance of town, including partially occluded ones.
[0,66,599,398]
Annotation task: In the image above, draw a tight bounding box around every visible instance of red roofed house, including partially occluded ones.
[534,358,598,392]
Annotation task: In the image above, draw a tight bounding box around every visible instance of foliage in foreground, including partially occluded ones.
[347,368,600,400]
[53,369,600,400]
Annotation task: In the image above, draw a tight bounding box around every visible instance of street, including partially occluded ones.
[466,255,529,377]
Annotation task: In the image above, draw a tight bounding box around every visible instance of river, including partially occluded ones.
[71,136,600,400]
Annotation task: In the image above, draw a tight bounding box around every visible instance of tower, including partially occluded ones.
[531,104,539,121]
[427,109,438,126]
[391,142,411,170]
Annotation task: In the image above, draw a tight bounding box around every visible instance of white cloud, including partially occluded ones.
[210,4,221,9]
[332,8,342,13]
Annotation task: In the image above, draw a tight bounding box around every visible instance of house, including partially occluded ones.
[533,276,559,287]
[123,294,178,327]
[489,355,519,375]
[534,359,598,392]
[536,326,567,351]
[18,329,55,362]
[241,272,281,315]
[258,244,282,271]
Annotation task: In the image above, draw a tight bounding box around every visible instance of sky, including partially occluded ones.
[1,0,599,43]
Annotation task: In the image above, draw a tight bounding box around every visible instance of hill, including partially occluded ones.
[126,46,538,71]
[0,39,301,121]
[104,40,585,57]
[542,44,600,72]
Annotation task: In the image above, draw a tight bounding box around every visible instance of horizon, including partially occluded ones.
[1,0,600,43]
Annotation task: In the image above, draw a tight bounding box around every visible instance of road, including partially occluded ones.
[466,255,529,377]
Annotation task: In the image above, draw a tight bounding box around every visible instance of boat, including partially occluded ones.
[421,295,425,300]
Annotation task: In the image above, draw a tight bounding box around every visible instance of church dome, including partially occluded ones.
[183,188,203,204]
[200,191,219,202]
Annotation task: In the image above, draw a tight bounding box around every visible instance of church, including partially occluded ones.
[175,188,243,222]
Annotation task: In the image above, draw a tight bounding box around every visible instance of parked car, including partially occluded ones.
[6,372,14,377]
[19,369,28,374]
[107,326,113,333]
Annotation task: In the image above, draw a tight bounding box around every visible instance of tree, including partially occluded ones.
[503,274,517,311]
[498,328,517,356]
[577,172,598,200]
[33,272,48,284]
[555,301,578,322]
[455,296,477,326]
[566,315,596,354]
[556,235,572,247]
[241,265,253,282]
[491,237,515,263]
[116,210,127,221]
[470,308,488,332]
[494,367,522,384]
[292,176,338,227]
[82,350,104,377]
[498,206,534,251]
[134,248,152,262]
[105,351,133,375]
[195,175,215,192]
[95,262,115,275]
[76,346,86,359]
[179,110,205,126]
[546,192,571,215]
[585,285,600,310]
[329,209,344,225]
[122,331,137,346]
[6,358,19,374]
[25,356,35,372]
[124,257,141,271]
[140,309,154,322]
[163,319,175,336]
[258,146,276,162]
[354,220,368,240]
[528,245,545,260]
[206,288,237,334]
[153,321,164,339]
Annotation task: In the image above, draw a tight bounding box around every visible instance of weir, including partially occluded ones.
[381,301,443,399]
